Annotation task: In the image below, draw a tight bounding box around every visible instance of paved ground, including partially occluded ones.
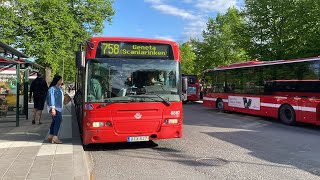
[0,103,89,180]
[87,103,320,180]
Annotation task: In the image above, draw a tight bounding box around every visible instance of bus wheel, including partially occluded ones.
[279,104,296,125]
[216,99,224,112]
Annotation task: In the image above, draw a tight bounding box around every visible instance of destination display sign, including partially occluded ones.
[96,41,174,59]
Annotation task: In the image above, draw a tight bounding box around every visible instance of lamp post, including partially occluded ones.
[62,59,65,80]
[62,59,65,92]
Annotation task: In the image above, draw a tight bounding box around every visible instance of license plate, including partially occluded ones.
[127,136,149,142]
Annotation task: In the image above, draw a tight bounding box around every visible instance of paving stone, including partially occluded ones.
[51,165,73,175]
[73,151,87,177]
[74,176,86,180]
[0,147,22,157]
[0,105,89,180]
[2,176,26,180]
[34,155,54,162]
[53,161,73,169]
[0,169,8,179]
[21,146,41,153]
[3,167,30,177]
[55,143,73,155]
[0,148,8,156]
[53,154,72,162]
[26,172,51,179]
[37,144,57,156]
[0,156,18,162]
[50,173,73,180]
[29,164,52,173]
[0,160,14,167]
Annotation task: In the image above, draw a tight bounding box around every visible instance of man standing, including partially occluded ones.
[29,72,48,124]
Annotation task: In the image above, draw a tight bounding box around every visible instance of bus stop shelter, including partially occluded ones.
[0,41,41,127]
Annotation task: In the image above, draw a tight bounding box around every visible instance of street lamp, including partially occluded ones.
[62,59,65,92]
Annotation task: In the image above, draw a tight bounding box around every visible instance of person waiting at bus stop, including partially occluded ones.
[29,72,48,125]
[47,75,64,144]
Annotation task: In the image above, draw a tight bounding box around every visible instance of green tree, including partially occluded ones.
[192,7,250,76]
[0,0,114,82]
[244,0,320,60]
[180,42,196,75]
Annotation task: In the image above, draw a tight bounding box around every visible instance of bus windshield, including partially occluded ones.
[86,59,180,103]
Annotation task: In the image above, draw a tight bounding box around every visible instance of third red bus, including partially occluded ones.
[182,74,200,102]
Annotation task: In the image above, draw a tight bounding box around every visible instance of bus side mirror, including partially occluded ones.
[182,77,188,92]
[76,51,85,68]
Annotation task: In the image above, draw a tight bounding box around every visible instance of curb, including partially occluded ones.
[84,150,95,180]
[71,104,93,180]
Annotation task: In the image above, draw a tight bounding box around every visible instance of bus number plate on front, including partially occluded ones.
[127,136,149,142]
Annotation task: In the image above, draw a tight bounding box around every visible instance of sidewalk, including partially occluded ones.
[0,103,90,180]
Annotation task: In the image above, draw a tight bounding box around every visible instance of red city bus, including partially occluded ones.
[203,57,320,126]
[74,37,185,145]
[182,74,200,102]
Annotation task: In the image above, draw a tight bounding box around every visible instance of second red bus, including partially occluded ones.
[203,57,320,126]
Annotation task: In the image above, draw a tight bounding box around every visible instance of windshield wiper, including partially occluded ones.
[97,99,137,109]
[151,93,171,106]
[130,93,171,106]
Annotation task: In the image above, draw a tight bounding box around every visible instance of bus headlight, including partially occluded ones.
[92,122,104,127]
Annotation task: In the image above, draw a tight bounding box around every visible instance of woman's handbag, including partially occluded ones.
[64,94,71,105]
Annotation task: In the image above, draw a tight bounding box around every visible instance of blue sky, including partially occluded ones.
[102,0,244,43]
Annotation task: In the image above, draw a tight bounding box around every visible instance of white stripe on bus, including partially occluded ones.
[204,98,317,112]
[203,97,217,101]
[203,97,229,102]
[260,103,281,108]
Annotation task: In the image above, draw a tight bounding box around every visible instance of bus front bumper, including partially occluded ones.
[83,125,182,145]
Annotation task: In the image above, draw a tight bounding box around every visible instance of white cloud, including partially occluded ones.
[145,0,243,41]
[151,4,199,20]
[145,0,204,41]
[182,20,207,41]
[154,35,176,41]
[195,0,239,13]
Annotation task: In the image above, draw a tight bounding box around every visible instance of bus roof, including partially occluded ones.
[89,37,178,46]
[205,56,320,72]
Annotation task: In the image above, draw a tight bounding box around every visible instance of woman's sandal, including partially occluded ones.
[52,139,63,144]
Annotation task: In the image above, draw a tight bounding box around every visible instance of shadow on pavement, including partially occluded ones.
[83,141,158,151]
[183,103,320,177]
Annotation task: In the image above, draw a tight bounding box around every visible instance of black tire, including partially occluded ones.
[216,99,224,112]
[279,104,296,125]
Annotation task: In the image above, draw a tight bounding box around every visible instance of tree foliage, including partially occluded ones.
[244,0,320,60]
[0,0,114,82]
[180,42,196,75]
[191,7,250,76]
[191,0,320,77]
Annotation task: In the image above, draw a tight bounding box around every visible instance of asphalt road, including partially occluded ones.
[86,103,320,180]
